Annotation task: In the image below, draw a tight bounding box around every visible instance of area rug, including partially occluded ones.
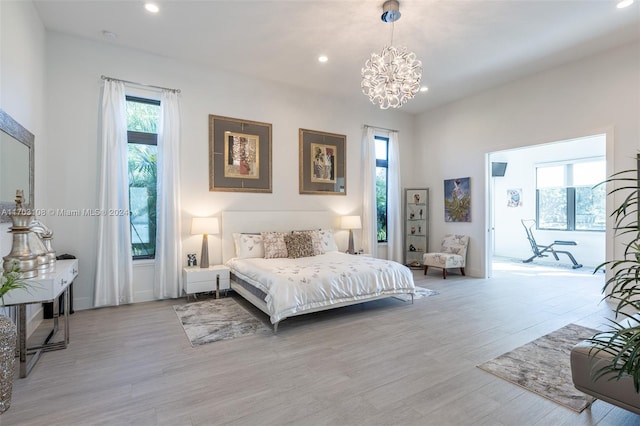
[394,286,439,302]
[477,323,599,412]
[173,297,271,346]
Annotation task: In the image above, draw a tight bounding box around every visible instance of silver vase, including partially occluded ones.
[0,315,16,414]
[3,212,37,279]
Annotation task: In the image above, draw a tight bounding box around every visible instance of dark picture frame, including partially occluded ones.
[299,128,346,195]
[209,115,272,192]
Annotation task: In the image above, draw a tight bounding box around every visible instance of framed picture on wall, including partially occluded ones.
[299,128,346,195]
[444,177,471,222]
[208,115,272,192]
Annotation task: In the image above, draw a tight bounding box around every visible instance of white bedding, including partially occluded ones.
[226,252,415,324]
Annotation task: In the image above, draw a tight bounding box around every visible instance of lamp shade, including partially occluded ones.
[341,215,362,230]
[190,217,219,235]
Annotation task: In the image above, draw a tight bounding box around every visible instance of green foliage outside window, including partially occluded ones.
[126,97,159,258]
[376,168,387,241]
[128,144,157,257]
[126,100,159,133]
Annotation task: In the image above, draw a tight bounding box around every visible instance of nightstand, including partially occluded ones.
[182,265,230,300]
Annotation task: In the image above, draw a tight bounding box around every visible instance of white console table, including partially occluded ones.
[2,259,78,377]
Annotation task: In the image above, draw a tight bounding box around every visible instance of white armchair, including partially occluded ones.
[423,234,469,279]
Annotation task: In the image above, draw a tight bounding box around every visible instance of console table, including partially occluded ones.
[2,259,78,377]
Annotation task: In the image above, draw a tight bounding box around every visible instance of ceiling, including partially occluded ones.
[33,0,640,115]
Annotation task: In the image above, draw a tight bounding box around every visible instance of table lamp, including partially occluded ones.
[190,217,219,268]
[341,215,362,254]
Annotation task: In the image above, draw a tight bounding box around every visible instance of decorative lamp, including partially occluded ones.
[361,0,422,109]
[190,217,219,268]
[341,215,362,255]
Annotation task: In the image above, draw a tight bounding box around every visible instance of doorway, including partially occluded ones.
[486,134,606,277]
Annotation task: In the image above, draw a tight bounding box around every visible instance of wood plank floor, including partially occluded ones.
[3,259,639,425]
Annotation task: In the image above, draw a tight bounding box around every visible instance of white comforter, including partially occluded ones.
[226,252,415,324]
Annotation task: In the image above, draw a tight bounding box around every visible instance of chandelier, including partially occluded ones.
[361,0,422,109]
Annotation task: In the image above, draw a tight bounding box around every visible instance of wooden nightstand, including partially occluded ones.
[182,265,230,300]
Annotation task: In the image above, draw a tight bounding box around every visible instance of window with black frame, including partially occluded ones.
[536,159,606,231]
[126,96,159,259]
[375,136,389,242]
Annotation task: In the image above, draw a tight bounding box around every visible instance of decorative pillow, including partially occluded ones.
[293,230,324,255]
[317,229,339,252]
[261,232,288,259]
[285,232,315,259]
[232,233,264,259]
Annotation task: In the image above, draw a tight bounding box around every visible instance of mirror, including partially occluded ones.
[0,109,34,222]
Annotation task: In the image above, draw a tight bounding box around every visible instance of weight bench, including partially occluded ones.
[521,219,583,269]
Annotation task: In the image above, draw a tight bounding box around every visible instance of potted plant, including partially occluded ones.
[0,263,29,414]
[588,164,640,391]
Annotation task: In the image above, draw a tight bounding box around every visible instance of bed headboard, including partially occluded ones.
[221,210,338,263]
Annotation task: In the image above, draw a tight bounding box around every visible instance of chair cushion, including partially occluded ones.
[441,234,469,255]
[571,340,640,415]
[423,252,464,268]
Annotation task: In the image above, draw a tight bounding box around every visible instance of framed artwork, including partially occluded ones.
[209,115,272,192]
[224,132,259,179]
[299,128,346,195]
[444,177,471,222]
[507,188,523,207]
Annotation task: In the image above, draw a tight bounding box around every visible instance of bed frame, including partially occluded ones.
[221,210,413,333]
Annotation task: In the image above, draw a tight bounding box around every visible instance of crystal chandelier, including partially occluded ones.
[361,0,422,109]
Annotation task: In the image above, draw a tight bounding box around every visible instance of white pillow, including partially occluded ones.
[317,229,338,252]
[232,233,264,259]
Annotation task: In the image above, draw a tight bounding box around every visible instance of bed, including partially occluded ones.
[222,211,415,333]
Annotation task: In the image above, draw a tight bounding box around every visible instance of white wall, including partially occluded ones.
[491,134,605,268]
[43,33,414,310]
[413,41,640,278]
[0,0,47,332]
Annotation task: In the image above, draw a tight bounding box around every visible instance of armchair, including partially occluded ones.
[423,234,469,279]
[570,315,640,415]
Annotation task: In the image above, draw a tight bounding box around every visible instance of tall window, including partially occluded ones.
[536,159,606,231]
[375,136,389,242]
[126,96,159,258]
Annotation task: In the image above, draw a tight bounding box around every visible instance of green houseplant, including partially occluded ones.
[588,164,640,391]
[0,263,29,414]
[0,264,30,305]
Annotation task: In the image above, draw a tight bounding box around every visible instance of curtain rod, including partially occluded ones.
[363,124,399,133]
[101,75,181,94]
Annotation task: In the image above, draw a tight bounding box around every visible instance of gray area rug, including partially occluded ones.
[394,286,439,302]
[477,323,599,412]
[174,297,271,346]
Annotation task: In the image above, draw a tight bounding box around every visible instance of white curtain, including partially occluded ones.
[154,90,183,299]
[361,127,378,257]
[387,131,403,263]
[94,80,133,307]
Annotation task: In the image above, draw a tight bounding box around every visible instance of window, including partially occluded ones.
[126,96,160,258]
[536,159,606,231]
[375,136,389,242]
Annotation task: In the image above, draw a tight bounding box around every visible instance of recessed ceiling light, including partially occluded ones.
[145,3,160,13]
[617,0,634,8]
[419,86,429,93]
[318,55,328,63]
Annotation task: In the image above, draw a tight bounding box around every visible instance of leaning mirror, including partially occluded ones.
[0,109,34,222]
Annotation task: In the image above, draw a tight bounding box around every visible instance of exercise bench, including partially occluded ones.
[521,219,583,269]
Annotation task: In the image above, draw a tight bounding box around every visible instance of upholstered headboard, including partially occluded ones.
[221,210,338,263]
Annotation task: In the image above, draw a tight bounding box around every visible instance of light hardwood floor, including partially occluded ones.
[3,260,639,426]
